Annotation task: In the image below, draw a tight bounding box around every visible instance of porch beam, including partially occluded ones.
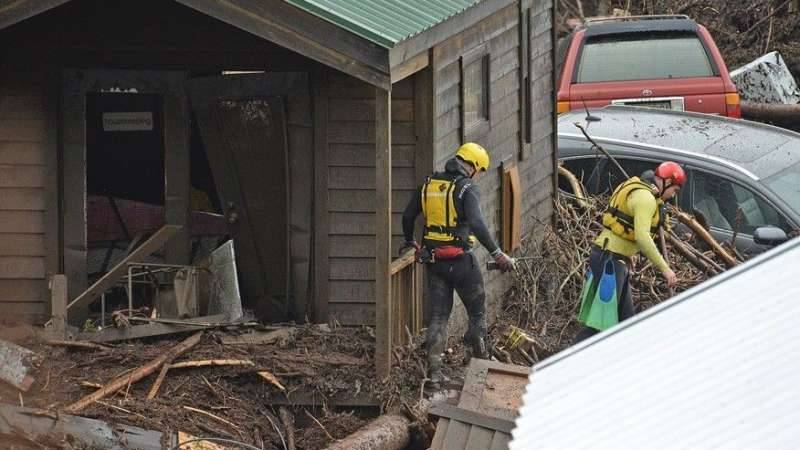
[0,0,73,32]
[375,87,392,379]
[176,0,391,90]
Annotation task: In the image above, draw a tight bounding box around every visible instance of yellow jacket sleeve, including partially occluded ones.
[628,189,669,272]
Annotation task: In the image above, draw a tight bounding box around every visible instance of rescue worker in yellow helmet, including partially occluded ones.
[574,162,685,343]
[401,142,515,386]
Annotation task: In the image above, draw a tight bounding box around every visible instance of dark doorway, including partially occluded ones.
[86,93,165,204]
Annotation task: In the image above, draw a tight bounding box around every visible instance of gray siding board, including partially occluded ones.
[329,144,415,168]
[0,70,49,321]
[329,212,404,236]
[329,166,416,190]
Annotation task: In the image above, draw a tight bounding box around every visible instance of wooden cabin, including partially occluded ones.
[0,0,556,375]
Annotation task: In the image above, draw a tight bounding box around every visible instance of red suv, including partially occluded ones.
[557,15,740,118]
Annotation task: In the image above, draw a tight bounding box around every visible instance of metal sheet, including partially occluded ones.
[206,240,243,321]
[731,51,800,104]
[510,237,800,450]
[285,0,482,48]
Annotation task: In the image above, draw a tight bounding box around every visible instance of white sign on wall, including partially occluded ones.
[102,112,154,131]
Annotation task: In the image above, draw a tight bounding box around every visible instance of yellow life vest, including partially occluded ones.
[421,175,474,247]
[602,176,664,242]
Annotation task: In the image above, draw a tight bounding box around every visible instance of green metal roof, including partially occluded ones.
[284,0,484,49]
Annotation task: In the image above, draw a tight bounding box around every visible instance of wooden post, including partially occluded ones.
[164,83,192,265]
[413,67,433,326]
[312,68,330,323]
[50,275,68,339]
[375,87,392,379]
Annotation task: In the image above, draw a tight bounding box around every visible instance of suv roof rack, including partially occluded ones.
[584,14,691,26]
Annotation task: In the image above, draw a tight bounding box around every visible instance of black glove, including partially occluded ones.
[399,240,421,256]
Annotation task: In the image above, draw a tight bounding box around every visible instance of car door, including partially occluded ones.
[688,168,792,256]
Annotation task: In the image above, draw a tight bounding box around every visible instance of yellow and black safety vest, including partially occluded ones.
[602,176,665,242]
[421,174,475,247]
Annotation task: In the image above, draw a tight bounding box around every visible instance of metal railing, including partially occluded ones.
[389,249,424,347]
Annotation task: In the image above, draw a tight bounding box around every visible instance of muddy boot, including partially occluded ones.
[463,317,489,364]
[426,355,450,390]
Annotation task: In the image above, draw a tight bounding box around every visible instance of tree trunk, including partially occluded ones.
[322,415,410,450]
[741,101,800,125]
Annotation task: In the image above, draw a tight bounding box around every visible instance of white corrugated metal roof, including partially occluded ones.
[510,237,800,450]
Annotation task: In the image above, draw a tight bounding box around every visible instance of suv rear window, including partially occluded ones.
[576,34,714,83]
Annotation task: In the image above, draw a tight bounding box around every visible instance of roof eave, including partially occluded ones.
[177,0,391,89]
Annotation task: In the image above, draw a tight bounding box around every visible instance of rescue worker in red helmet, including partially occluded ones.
[401,142,515,386]
[574,161,686,343]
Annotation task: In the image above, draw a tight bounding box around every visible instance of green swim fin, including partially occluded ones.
[583,259,619,331]
[577,268,597,325]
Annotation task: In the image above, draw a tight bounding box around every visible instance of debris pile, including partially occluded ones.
[490,193,746,365]
[0,324,383,449]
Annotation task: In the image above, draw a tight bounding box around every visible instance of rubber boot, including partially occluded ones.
[463,316,489,364]
[427,354,450,388]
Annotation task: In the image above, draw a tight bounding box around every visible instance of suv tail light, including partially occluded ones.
[557,101,571,114]
[725,92,741,118]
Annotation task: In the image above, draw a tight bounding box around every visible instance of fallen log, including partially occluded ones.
[169,359,254,369]
[674,211,738,268]
[64,331,202,414]
[0,339,39,392]
[322,415,410,450]
[665,233,713,274]
[741,101,800,125]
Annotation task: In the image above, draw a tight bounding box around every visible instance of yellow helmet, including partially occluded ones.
[456,142,490,172]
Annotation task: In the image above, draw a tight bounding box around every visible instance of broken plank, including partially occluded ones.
[0,404,164,450]
[428,402,516,434]
[0,339,39,392]
[78,322,211,343]
[45,340,111,352]
[64,332,202,414]
[67,225,181,312]
[221,327,297,345]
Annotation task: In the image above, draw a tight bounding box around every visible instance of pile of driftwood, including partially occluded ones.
[491,191,745,366]
[0,324,392,449]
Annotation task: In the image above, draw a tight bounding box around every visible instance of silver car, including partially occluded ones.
[558,106,799,255]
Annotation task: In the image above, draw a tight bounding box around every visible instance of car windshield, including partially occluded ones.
[577,33,714,82]
[764,162,800,216]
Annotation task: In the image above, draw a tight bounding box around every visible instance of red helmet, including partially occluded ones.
[654,161,686,187]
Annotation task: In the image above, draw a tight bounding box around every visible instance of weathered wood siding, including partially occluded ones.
[326,73,416,325]
[431,0,555,332]
[0,68,52,322]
